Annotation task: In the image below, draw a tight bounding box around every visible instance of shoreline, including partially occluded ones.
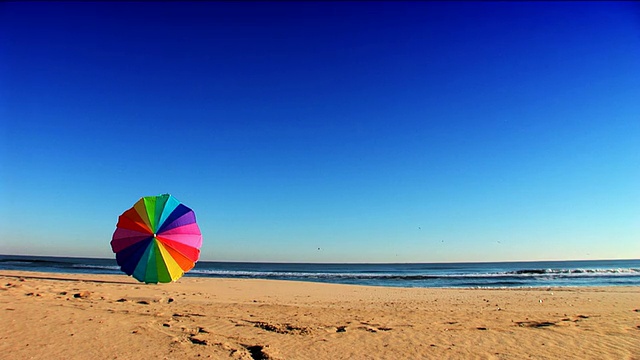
[3,256,638,289]
[1,270,639,359]
[1,269,638,291]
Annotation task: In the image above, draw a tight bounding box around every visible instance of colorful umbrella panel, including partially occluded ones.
[111,194,202,283]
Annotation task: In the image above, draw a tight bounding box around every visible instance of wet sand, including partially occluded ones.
[1,270,638,359]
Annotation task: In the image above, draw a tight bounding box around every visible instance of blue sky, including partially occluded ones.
[1,2,639,263]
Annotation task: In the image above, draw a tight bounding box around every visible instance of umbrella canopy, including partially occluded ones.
[111,194,202,283]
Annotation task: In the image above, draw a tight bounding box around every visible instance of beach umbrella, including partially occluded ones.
[110,194,202,283]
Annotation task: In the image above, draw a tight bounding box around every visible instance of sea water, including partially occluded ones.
[1,255,638,288]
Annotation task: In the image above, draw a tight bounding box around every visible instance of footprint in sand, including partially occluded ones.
[515,321,556,328]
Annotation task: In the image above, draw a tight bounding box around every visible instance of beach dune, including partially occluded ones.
[1,271,638,359]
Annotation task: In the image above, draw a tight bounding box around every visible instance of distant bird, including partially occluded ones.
[317,248,321,251]
[418,227,421,230]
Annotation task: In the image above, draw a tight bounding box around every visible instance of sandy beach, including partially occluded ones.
[0,271,638,359]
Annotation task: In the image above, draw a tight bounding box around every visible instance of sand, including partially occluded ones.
[0,271,638,360]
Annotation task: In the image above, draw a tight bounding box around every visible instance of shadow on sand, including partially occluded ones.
[0,272,139,285]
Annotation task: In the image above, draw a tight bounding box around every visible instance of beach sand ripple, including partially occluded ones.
[1,271,639,359]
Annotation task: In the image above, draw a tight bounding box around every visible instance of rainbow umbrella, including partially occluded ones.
[110,194,202,283]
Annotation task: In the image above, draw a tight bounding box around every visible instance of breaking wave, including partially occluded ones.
[189,267,640,280]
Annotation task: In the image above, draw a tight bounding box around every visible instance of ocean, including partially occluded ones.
[1,255,638,288]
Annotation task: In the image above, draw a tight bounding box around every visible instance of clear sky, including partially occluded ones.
[1,2,639,263]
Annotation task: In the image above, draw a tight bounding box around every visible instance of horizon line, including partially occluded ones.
[1,253,638,265]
